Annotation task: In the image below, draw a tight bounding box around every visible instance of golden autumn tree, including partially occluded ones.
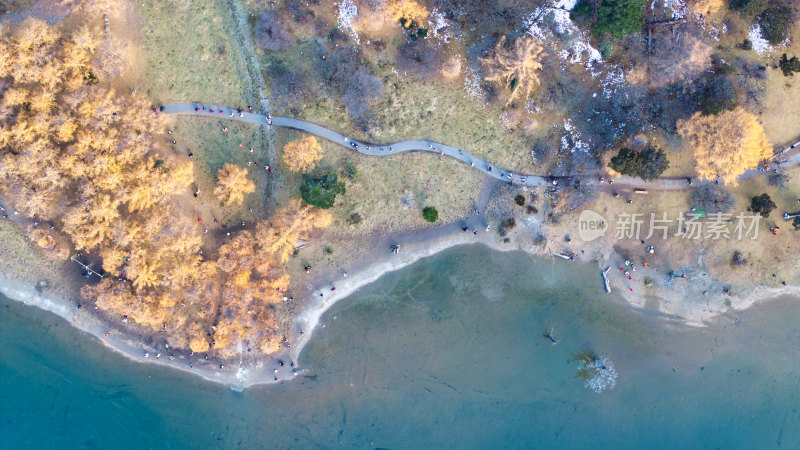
[0,18,334,359]
[0,19,205,347]
[26,224,70,260]
[214,163,255,205]
[353,0,429,35]
[128,255,162,291]
[213,230,289,357]
[187,322,210,353]
[0,18,197,265]
[481,35,546,106]
[257,199,332,263]
[282,135,323,172]
[692,0,724,18]
[677,108,773,184]
[81,279,136,317]
[203,200,332,356]
[389,0,429,28]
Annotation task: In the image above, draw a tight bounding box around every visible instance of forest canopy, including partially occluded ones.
[0,18,329,358]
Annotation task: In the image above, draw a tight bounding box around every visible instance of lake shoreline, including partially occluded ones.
[0,226,508,389]
[1,222,795,389]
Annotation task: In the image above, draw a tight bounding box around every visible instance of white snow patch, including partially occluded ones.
[601,68,626,99]
[748,24,773,56]
[523,4,603,74]
[428,8,453,44]
[526,98,540,114]
[336,0,360,45]
[663,0,687,18]
[561,119,591,154]
[555,0,578,9]
[651,0,687,19]
[748,24,790,56]
[708,25,720,41]
[463,65,486,109]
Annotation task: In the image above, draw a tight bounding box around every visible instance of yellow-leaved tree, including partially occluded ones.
[214,163,255,205]
[481,35,546,106]
[677,108,773,184]
[257,199,332,263]
[282,135,323,172]
[354,0,429,35]
[389,0,429,29]
[692,0,724,18]
[0,17,334,359]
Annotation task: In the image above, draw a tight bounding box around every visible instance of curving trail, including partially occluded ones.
[163,103,800,191]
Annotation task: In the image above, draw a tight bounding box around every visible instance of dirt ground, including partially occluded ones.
[548,165,800,296]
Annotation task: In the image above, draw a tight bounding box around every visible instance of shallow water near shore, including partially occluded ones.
[2,245,800,448]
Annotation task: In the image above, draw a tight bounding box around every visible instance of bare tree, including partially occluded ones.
[646,23,712,87]
[562,180,596,210]
[255,12,295,51]
[267,61,307,109]
[343,69,384,117]
[581,84,645,144]
[431,0,533,37]
[395,41,440,79]
[735,59,767,111]
[314,46,384,120]
[693,74,737,115]
[316,45,362,91]
[768,173,790,191]
[287,0,315,23]
[327,27,349,43]
[691,184,736,214]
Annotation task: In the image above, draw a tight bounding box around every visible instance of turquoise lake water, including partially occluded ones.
[2,245,800,448]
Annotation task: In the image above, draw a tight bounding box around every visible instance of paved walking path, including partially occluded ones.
[222,0,277,165]
[163,103,800,190]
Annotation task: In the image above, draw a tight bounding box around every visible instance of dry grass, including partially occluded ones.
[291,66,546,173]
[658,139,697,178]
[759,20,800,149]
[246,0,553,174]
[714,16,800,149]
[273,128,484,235]
[270,122,486,302]
[132,0,247,106]
[759,68,800,148]
[163,115,269,251]
[707,167,800,286]
[132,0,274,241]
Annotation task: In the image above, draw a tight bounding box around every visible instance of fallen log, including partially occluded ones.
[552,251,573,260]
[601,266,611,294]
